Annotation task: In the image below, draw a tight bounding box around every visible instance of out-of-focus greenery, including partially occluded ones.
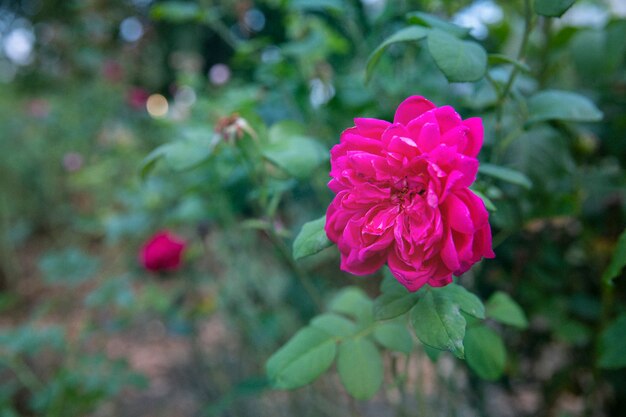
[1,0,625,416]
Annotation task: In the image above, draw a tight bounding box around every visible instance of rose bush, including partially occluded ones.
[325,96,494,291]
[139,230,187,272]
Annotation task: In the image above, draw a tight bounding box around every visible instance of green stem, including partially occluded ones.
[537,17,552,88]
[4,356,44,393]
[495,0,533,141]
[0,194,18,289]
[265,227,323,312]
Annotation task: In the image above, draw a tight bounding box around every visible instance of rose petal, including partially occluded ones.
[354,117,391,138]
[393,96,436,125]
[462,117,483,157]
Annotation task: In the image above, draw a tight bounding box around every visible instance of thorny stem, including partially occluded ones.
[495,0,534,142]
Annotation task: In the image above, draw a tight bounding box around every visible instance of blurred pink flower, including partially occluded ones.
[139,230,187,272]
[102,59,124,83]
[62,152,83,172]
[127,87,150,110]
[325,96,494,291]
[26,99,50,119]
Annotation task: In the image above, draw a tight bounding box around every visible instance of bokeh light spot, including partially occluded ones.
[146,94,168,118]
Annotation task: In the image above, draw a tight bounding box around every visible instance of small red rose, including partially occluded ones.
[139,230,187,272]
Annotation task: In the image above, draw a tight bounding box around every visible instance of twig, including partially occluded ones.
[495,0,534,141]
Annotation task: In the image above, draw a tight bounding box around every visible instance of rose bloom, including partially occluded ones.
[127,87,150,110]
[139,230,187,272]
[325,96,494,291]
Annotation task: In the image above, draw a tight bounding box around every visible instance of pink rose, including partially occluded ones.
[102,59,124,83]
[325,96,494,292]
[139,230,187,272]
[127,87,150,110]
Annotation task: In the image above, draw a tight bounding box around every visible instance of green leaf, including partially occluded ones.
[150,2,202,22]
[479,163,532,189]
[485,291,528,329]
[487,54,531,72]
[140,129,217,178]
[0,324,66,355]
[554,320,591,346]
[533,0,576,17]
[374,291,420,321]
[380,268,407,294]
[599,314,626,369]
[38,248,100,287]
[422,344,444,362]
[464,326,507,380]
[602,228,626,285]
[527,90,603,124]
[289,0,347,13]
[570,29,608,79]
[366,26,429,82]
[266,327,336,389]
[373,322,413,354]
[329,287,373,324]
[140,146,167,180]
[406,11,471,38]
[337,339,383,399]
[262,122,328,179]
[437,284,485,319]
[427,29,487,83]
[292,216,332,260]
[310,313,357,338]
[410,289,466,358]
[163,140,213,171]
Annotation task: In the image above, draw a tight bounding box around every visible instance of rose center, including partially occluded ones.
[391,178,426,209]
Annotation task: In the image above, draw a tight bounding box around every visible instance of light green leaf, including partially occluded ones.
[289,0,347,13]
[602,228,626,285]
[329,287,373,324]
[374,291,420,321]
[410,289,466,358]
[266,327,336,389]
[337,339,383,399]
[293,216,332,260]
[464,326,507,380]
[427,29,487,83]
[38,248,100,287]
[268,120,305,142]
[310,313,357,338]
[406,11,471,38]
[140,146,168,180]
[485,291,528,329]
[150,2,202,22]
[373,322,413,354]
[163,140,214,171]
[366,26,429,82]
[527,90,603,124]
[488,54,531,72]
[479,163,532,189]
[436,284,485,319]
[140,129,217,178]
[262,122,328,179]
[533,0,576,17]
[599,314,626,369]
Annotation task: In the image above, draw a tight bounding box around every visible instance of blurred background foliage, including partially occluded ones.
[0,0,626,416]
